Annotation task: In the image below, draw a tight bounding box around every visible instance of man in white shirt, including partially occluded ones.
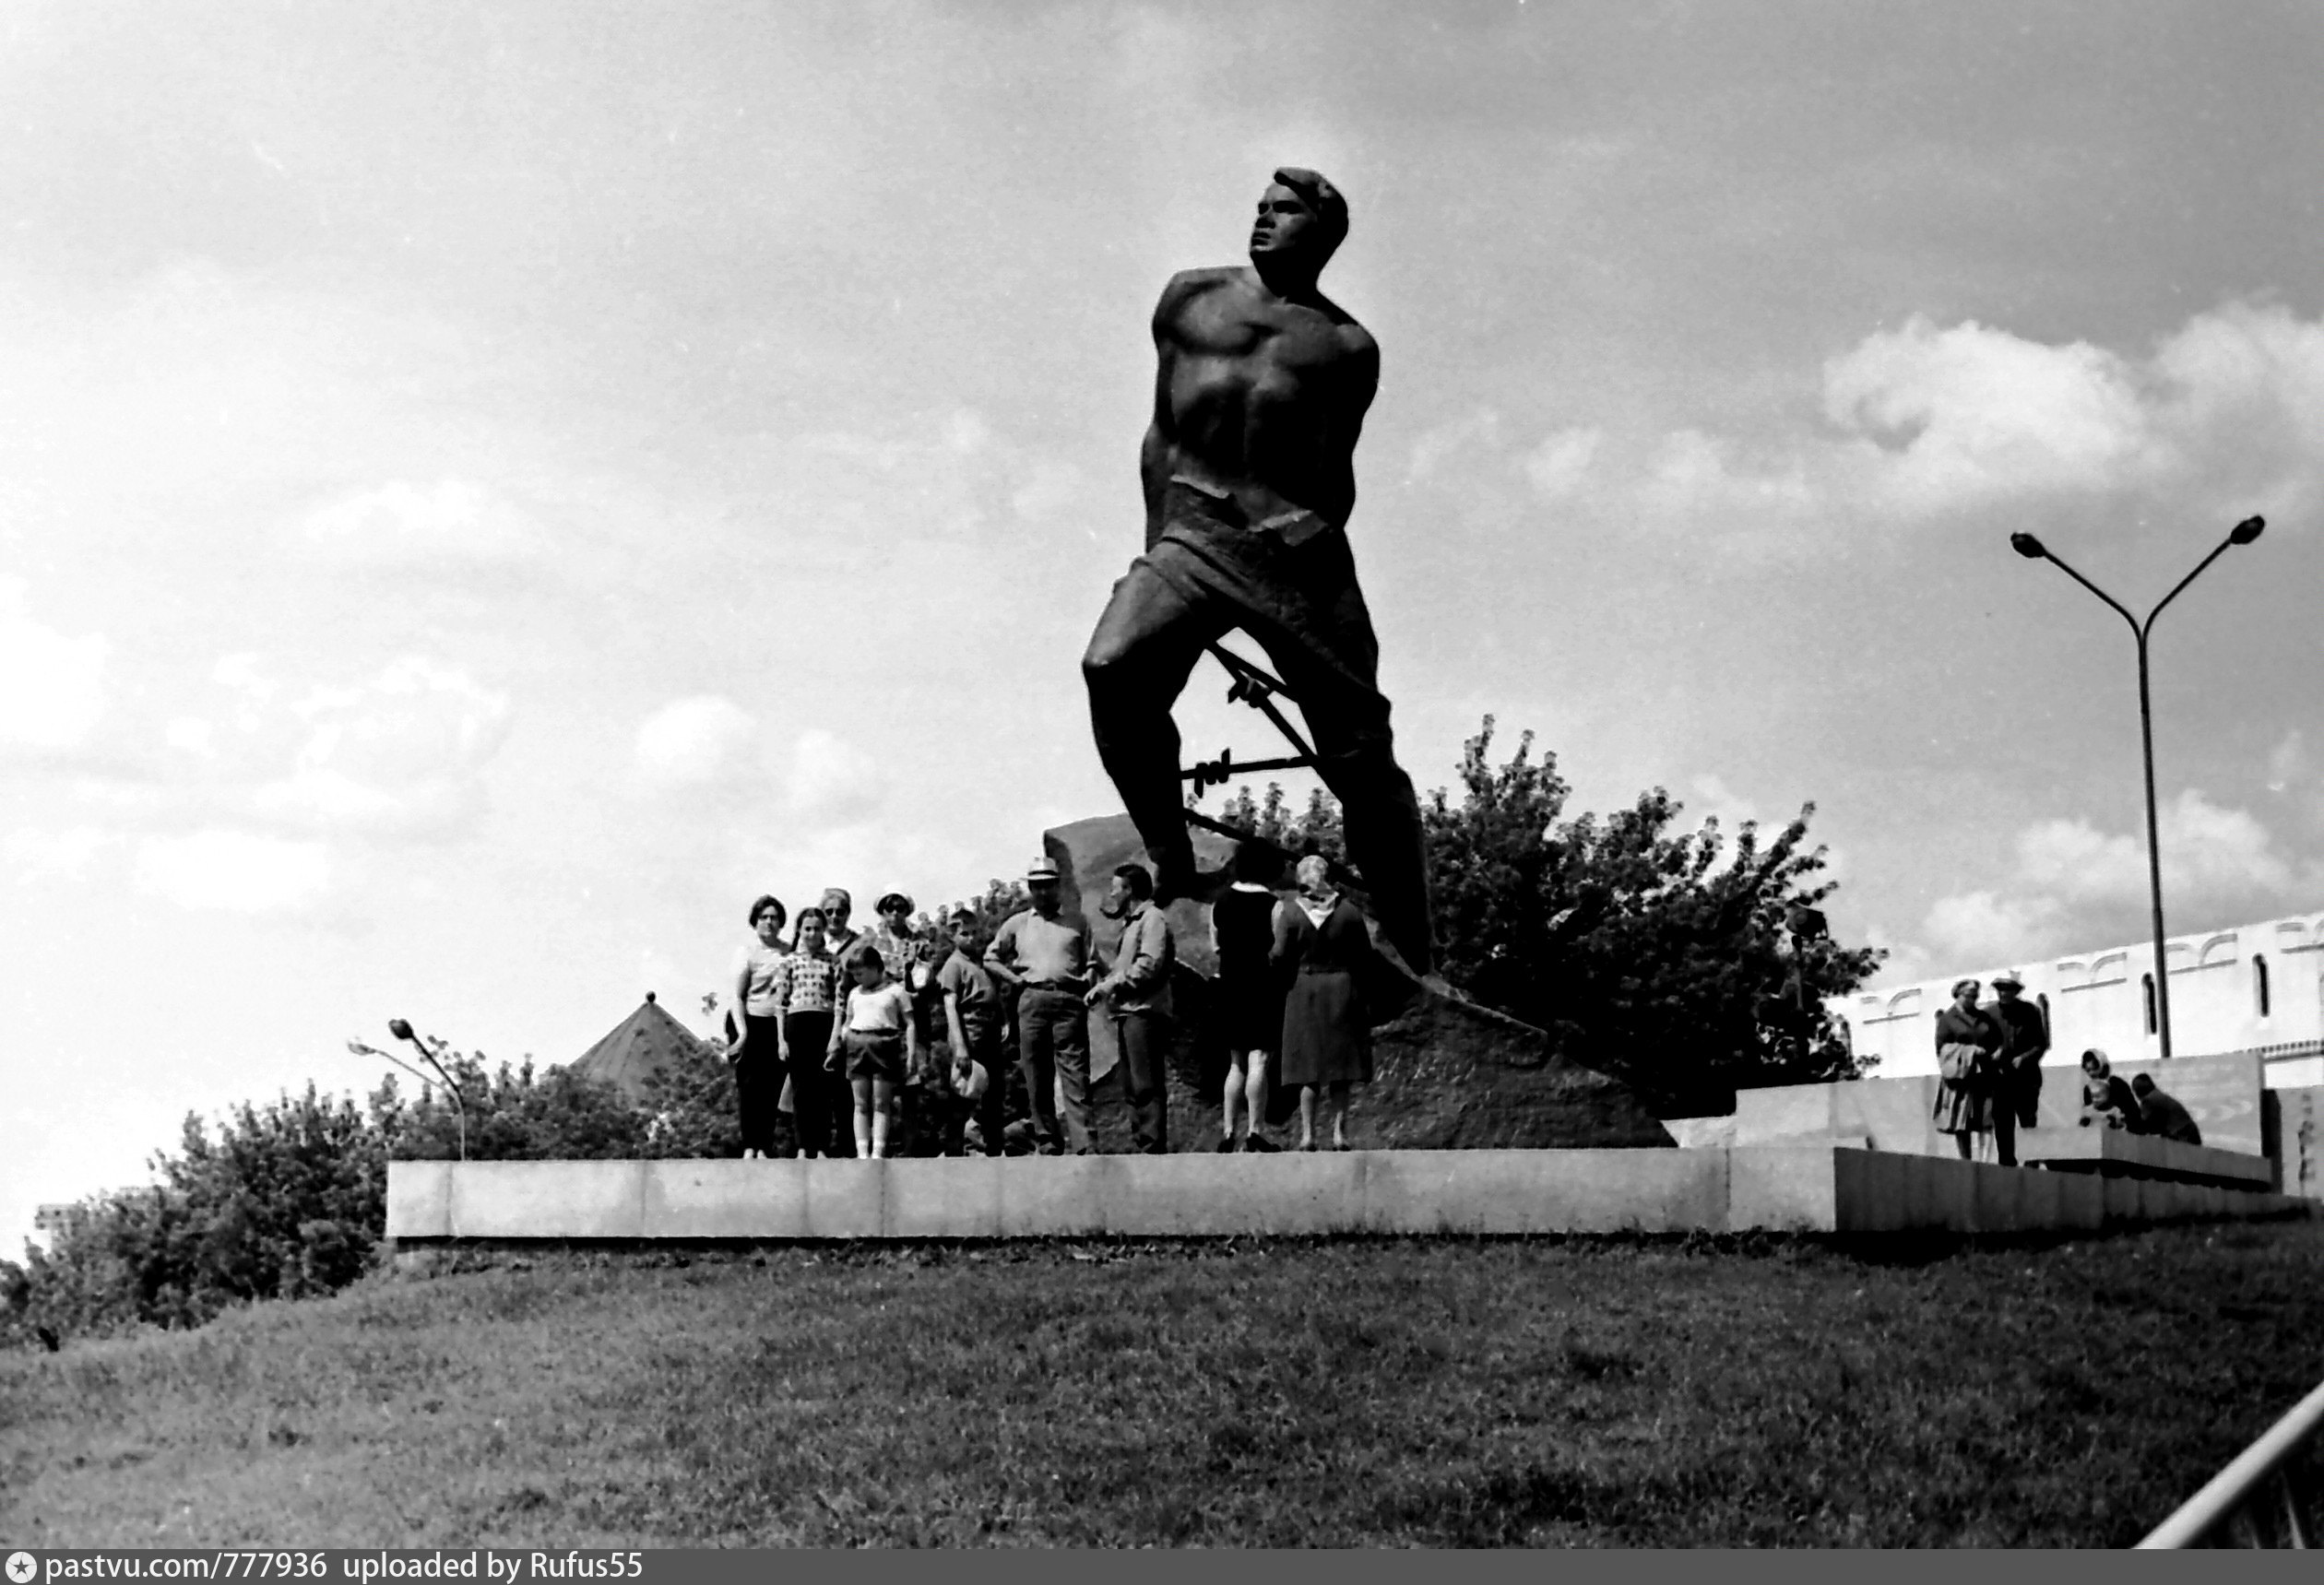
[985,856,1097,1154]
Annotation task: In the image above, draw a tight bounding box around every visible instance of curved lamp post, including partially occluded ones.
[347,1019,470,1159]
[2009,515,2265,1060]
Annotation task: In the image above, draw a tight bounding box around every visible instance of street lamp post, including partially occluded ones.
[2010,515,2265,1061]
[348,1020,470,1159]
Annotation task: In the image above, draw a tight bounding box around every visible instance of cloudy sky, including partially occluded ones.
[6,0,2322,1240]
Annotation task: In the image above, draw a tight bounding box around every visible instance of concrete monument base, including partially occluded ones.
[384,1147,2314,1247]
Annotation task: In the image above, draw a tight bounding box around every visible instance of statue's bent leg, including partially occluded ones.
[1247,557,1436,976]
[1083,556,1222,893]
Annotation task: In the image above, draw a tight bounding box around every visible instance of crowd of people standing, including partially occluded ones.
[723,844,1385,1159]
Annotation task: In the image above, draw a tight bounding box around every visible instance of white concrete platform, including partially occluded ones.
[383,1146,2317,1244]
[2018,1129,2277,1188]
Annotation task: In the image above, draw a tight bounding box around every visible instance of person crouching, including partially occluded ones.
[832,941,918,1159]
[2129,1073,2201,1145]
[2078,1049,2142,1131]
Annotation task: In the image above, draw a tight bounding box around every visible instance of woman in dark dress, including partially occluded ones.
[1211,840,1286,1153]
[1931,976,2004,1161]
[1272,854,1377,1151]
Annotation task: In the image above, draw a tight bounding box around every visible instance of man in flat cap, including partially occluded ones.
[1082,168,1437,976]
[983,856,1097,1154]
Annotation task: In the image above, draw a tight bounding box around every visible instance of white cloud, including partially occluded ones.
[1827,303,2324,526]
[249,657,514,838]
[1011,460,1091,523]
[135,829,331,915]
[293,479,547,568]
[1923,788,2306,962]
[942,408,993,455]
[1823,316,2149,513]
[764,409,1078,546]
[1521,427,1601,499]
[1636,429,1817,525]
[1686,773,1766,836]
[213,653,279,703]
[1860,921,1931,987]
[2157,790,2301,895]
[1407,408,1503,481]
[1,652,508,918]
[624,715,883,837]
[1923,889,2065,963]
[2,825,118,882]
[2016,790,2295,904]
[1562,302,2324,550]
[2265,729,2324,832]
[786,728,881,823]
[634,695,758,794]
[165,716,216,756]
[2010,815,2147,905]
[2268,728,2309,792]
[0,577,107,753]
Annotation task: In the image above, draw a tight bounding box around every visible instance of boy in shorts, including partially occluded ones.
[830,941,918,1159]
[937,908,1008,1156]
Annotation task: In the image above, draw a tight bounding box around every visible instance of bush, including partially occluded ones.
[636,1039,744,1161]
[385,1054,651,1162]
[3,1083,387,1345]
[6,1053,661,1349]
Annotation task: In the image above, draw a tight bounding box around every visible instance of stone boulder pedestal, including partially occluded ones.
[1043,813,1671,1152]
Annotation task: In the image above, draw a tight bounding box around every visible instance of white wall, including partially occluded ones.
[1831,908,2324,1085]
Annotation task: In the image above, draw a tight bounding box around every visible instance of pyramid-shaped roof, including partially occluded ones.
[570,992,715,1101]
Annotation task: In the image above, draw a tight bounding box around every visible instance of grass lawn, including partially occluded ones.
[5,1221,2323,1547]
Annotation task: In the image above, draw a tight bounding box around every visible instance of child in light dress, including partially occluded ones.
[830,942,919,1159]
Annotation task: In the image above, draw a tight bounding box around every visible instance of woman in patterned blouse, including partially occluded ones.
[777,905,845,1157]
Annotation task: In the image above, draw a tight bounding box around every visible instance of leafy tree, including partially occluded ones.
[950,877,1032,938]
[1215,782,1344,862]
[1422,717,1882,1112]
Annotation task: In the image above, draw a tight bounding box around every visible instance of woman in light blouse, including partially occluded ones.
[728,894,788,1159]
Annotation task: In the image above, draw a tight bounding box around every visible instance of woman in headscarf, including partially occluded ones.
[2079,1048,2144,1131]
[1931,976,2005,1161]
[1271,854,1378,1151]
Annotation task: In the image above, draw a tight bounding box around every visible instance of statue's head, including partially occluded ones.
[1250,167,1347,273]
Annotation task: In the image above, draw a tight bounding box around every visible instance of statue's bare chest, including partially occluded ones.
[1172,292,1352,383]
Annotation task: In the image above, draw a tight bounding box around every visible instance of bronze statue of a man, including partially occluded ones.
[1082,168,1436,976]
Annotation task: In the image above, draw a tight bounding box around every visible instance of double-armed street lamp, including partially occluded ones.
[2009,515,2266,1061]
[347,1018,470,1159]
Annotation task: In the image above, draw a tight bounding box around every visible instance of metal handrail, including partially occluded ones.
[2140,1373,2324,1547]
